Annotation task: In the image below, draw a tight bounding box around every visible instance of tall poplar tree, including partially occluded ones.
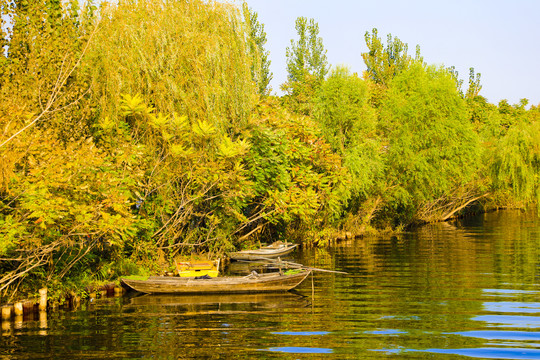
[242,3,272,95]
[465,67,482,99]
[362,28,414,87]
[285,16,328,84]
[282,17,328,115]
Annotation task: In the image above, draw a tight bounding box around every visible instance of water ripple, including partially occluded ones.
[454,330,540,341]
[474,315,540,328]
[272,331,330,336]
[483,289,538,297]
[483,302,540,313]
[261,346,333,354]
[364,329,406,335]
[421,347,540,359]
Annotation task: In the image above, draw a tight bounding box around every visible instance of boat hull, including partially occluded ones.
[229,244,298,261]
[121,270,311,295]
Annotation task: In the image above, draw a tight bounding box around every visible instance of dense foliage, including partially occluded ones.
[0,0,538,301]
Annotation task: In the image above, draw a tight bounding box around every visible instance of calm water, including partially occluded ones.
[3,209,540,359]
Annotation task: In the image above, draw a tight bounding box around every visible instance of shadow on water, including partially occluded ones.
[2,209,540,359]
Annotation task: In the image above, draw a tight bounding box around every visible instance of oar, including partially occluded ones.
[238,256,349,275]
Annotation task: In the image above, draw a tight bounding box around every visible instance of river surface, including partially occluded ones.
[2,209,540,359]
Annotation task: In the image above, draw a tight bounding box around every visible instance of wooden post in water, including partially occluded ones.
[311,271,315,313]
[23,300,35,315]
[1,318,10,333]
[1,305,12,321]
[38,310,47,335]
[14,302,24,330]
[39,288,48,312]
[73,295,81,309]
[13,314,23,330]
[14,302,23,316]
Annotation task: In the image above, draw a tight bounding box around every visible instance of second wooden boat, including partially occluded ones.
[229,242,298,261]
[120,269,311,295]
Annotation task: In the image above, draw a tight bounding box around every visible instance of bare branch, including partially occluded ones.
[442,193,489,221]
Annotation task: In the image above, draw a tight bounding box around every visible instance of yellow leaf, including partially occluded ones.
[192,119,216,139]
[119,93,154,117]
[171,113,189,131]
[170,144,194,157]
[149,112,169,129]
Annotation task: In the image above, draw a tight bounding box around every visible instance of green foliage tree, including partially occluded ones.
[314,66,384,231]
[242,3,273,95]
[245,98,349,244]
[98,94,255,258]
[315,66,376,154]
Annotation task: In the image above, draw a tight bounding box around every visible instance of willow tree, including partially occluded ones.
[87,0,256,133]
[483,99,540,209]
[1,0,96,139]
[489,120,540,208]
[379,62,482,225]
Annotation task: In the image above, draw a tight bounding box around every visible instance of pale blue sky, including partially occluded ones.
[242,0,539,106]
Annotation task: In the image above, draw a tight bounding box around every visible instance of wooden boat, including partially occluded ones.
[229,242,298,261]
[120,269,311,295]
[176,259,220,277]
